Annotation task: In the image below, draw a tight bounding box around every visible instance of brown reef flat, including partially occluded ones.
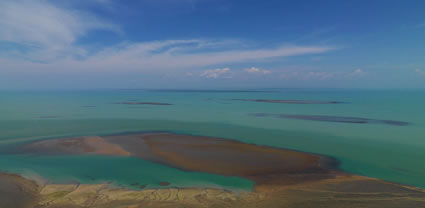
[8,132,425,208]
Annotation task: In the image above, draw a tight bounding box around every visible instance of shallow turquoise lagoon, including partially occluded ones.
[0,154,253,190]
[0,89,424,189]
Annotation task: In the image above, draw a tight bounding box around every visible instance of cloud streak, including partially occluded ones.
[0,0,119,61]
[200,68,231,79]
[279,68,367,81]
[1,38,335,73]
[79,41,334,71]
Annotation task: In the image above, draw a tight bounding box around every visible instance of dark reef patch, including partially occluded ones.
[113,102,172,106]
[39,116,61,119]
[250,113,409,126]
[231,99,345,104]
[159,182,170,186]
[82,105,96,108]
[148,89,274,93]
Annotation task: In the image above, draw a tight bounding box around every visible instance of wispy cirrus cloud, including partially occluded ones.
[0,0,336,83]
[200,68,232,79]
[0,0,120,61]
[279,68,367,81]
[1,38,335,73]
[77,41,334,71]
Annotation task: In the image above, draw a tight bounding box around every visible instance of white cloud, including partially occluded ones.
[350,68,366,76]
[354,68,363,73]
[200,68,231,79]
[280,71,336,80]
[279,68,367,81]
[415,69,425,76]
[0,0,336,76]
[0,0,119,61]
[244,67,272,74]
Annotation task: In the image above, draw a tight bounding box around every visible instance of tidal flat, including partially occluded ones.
[2,132,425,208]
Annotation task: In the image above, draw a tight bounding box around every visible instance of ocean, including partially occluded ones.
[0,89,424,190]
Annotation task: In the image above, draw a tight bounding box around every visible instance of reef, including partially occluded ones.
[113,102,173,105]
[231,99,344,104]
[250,113,409,126]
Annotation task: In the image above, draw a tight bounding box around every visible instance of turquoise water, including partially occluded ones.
[0,154,253,190]
[0,89,424,189]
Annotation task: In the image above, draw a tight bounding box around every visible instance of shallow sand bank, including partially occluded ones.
[8,132,425,207]
[18,133,337,188]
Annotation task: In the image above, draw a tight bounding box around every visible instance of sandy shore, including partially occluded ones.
[2,172,425,208]
[6,132,425,207]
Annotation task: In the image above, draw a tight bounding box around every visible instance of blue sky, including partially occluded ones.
[0,0,424,89]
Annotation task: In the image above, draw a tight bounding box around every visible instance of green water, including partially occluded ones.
[0,89,424,189]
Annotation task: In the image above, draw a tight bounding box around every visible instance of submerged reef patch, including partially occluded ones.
[230,99,345,104]
[113,102,173,105]
[250,113,409,126]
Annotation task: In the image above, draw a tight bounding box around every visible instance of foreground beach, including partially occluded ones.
[3,133,425,208]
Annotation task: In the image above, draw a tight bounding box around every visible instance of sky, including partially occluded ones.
[0,0,424,89]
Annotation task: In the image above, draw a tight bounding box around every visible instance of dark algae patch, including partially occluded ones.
[159,181,170,186]
[250,113,409,126]
[231,99,345,104]
[39,115,61,119]
[81,105,97,108]
[113,102,173,106]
